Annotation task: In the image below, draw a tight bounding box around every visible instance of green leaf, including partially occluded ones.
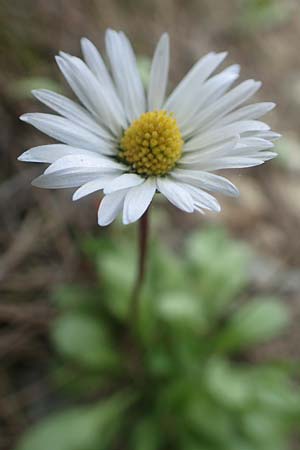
[178,435,213,450]
[138,290,159,345]
[185,395,236,443]
[137,55,151,88]
[16,394,132,450]
[130,417,162,450]
[149,242,187,294]
[251,367,300,415]
[146,345,173,377]
[242,411,286,446]
[51,313,120,370]
[156,291,206,331]
[98,247,136,319]
[237,0,293,32]
[80,235,114,260]
[216,298,289,351]
[9,77,63,100]
[204,358,251,408]
[52,285,100,313]
[185,228,249,320]
[52,365,107,395]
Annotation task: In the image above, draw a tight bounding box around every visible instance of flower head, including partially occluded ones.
[19,30,279,226]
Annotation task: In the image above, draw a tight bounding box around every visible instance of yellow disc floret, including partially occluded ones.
[119,110,183,176]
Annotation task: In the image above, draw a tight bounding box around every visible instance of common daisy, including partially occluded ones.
[19,29,279,226]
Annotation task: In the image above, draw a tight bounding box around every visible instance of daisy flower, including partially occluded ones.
[19,29,279,226]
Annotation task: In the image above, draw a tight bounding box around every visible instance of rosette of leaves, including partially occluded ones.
[16,228,300,450]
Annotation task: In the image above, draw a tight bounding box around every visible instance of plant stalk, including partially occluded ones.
[130,209,149,327]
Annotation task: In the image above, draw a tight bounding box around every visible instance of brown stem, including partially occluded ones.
[130,209,149,327]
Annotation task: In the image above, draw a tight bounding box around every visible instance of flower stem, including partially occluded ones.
[130,209,149,327]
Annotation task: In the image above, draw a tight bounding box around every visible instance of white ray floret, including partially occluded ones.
[19,29,278,226]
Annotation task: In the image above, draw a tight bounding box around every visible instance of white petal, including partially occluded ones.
[164,52,227,124]
[73,175,118,201]
[56,54,126,135]
[80,38,115,89]
[105,29,146,122]
[236,137,274,150]
[184,80,262,137]
[44,154,124,175]
[171,169,239,197]
[63,52,127,133]
[216,102,276,127]
[259,152,278,160]
[182,183,221,212]
[200,157,265,171]
[179,65,240,132]
[56,55,103,120]
[233,151,277,161]
[32,168,103,189]
[123,178,156,224]
[32,89,114,142]
[98,189,128,226]
[148,33,170,111]
[180,137,239,163]
[180,138,274,168]
[248,131,281,141]
[80,38,127,122]
[205,65,241,105]
[228,139,275,157]
[156,177,194,212]
[184,120,269,152]
[20,113,114,155]
[104,173,144,194]
[18,144,109,163]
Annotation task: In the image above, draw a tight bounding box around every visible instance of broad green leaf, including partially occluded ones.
[130,417,162,450]
[237,0,294,32]
[138,290,160,345]
[52,313,120,370]
[146,345,173,377]
[185,396,236,443]
[81,235,115,261]
[185,228,249,319]
[204,358,251,408]
[52,285,100,313]
[149,243,186,294]
[242,411,286,446]
[156,291,206,331]
[52,365,107,395]
[98,248,136,319]
[9,77,63,100]
[179,435,214,450]
[251,367,300,415]
[16,394,132,450]
[137,55,151,88]
[216,297,289,351]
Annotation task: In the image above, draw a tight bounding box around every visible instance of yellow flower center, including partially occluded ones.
[119,110,183,176]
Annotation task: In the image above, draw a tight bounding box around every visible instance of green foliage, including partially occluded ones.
[185,228,249,321]
[17,394,133,450]
[237,0,294,32]
[130,417,162,450]
[81,233,136,320]
[216,298,289,352]
[52,313,121,370]
[16,227,300,450]
[275,135,300,171]
[137,55,152,88]
[9,77,63,100]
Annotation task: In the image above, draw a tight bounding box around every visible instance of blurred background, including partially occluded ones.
[1,0,300,449]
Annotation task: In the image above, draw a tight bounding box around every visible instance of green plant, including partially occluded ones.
[16,227,300,450]
[237,0,294,32]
